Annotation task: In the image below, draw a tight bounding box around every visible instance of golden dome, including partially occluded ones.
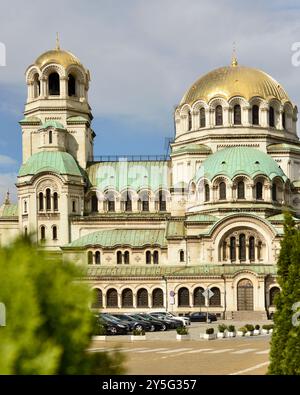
[35,49,83,69]
[180,63,291,106]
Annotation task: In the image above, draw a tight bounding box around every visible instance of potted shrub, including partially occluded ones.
[268,324,274,334]
[254,324,261,336]
[245,324,254,336]
[203,327,215,340]
[227,325,236,338]
[217,324,227,339]
[131,328,146,341]
[176,326,190,340]
[237,326,247,337]
[261,324,269,335]
[92,321,107,341]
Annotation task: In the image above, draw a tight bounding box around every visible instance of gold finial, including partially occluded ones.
[56,32,60,50]
[231,41,238,66]
[4,190,10,205]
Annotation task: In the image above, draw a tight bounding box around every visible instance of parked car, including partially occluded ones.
[97,314,129,335]
[150,311,191,326]
[135,313,168,331]
[189,312,217,322]
[148,313,183,329]
[126,313,158,332]
[111,313,152,332]
[110,313,153,332]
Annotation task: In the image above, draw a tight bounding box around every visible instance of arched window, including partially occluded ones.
[237,181,245,199]
[205,184,210,202]
[91,194,98,212]
[68,74,76,96]
[40,226,46,241]
[146,250,151,264]
[178,287,190,307]
[270,287,280,306]
[24,227,28,237]
[256,182,263,200]
[159,191,166,212]
[219,182,226,200]
[91,288,103,308]
[179,250,185,262]
[48,72,60,95]
[72,200,76,213]
[233,104,241,125]
[230,237,236,261]
[95,251,101,265]
[249,236,255,261]
[122,288,133,307]
[200,107,206,128]
[187,110,192,131]
[222,241,227,261]
[39,192,44,211]
[215,105,223,126]
[239,234,246,261]
[140,191,149,212]
[272,184,277,201]
[53,192,58,211]
[257,240,262,260]
[193,287,205,306]
[137,288,149,307]
[153,250,159,264]
[152,288,164,307]
[124,250,130,264]
[117,251,122,264]
[108,199,115,212]
[33,73,40,98]
[269,106,275,127]
[209,287,221,306]
[24,200,27,213]
[124,192,132,212]
[252,105,259,125]
[88,251,93,265]
[282,112,286,129]
[46,188,51,210]
[49,130,53,144]
[52,226,57,240]
[106,288,118,307]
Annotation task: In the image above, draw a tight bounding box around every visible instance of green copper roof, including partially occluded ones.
[196,146,287,181]
[18,151,82,177]
[87,161,169,191]
[0,204,18,217]
[67,116,89,123]
[65,229,167,248]
[84,264,277,278]
[267,143,300,153]
[19,116,41,125]
[186,214,218,223]
[267,213,300,222]
[41,120,65,129]
[293,180,300,188]
[172,144,211,155]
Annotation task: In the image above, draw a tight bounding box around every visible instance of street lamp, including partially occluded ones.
[162,275,168,312]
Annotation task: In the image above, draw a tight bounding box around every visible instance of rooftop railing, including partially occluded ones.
[88,154,170,162]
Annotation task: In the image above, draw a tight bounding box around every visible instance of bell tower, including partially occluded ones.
[21,37,94,169]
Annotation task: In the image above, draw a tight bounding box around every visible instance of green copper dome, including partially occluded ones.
[196,146,287,181]
[18,151,82,177]
[40,120,65,129]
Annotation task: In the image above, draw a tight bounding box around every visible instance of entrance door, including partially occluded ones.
[237,279,253,311]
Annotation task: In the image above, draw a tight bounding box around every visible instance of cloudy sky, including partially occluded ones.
[1,0,300,201]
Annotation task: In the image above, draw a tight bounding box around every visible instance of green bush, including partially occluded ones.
[206,328,214,335]
[245,324,254,332]
[132,329,145,336]
[238,327,247,334]
[176,326,189,335]
[262,324,273,330]
[218,324,227,333]
[255,325,260,330]
[228,325,235,332]
[92,317,107,336]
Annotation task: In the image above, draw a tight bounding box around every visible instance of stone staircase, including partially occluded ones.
[226,310,268,321]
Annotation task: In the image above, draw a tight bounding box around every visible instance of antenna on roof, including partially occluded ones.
[231,41,238,66]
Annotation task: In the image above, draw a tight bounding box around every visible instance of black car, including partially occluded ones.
[110,313,153,332]
[99,313,130,334]
[189,312,217,322]
[135,313,168,331]
[126,313,157,332]
[148,313,183,329]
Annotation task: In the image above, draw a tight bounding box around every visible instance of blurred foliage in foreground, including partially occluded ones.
[0,237,125,374]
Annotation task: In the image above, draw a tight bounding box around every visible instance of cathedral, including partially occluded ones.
[1,42,300,319]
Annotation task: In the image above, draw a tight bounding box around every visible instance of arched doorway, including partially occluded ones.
[237,279,254,311]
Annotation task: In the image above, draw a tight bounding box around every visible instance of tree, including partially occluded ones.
[268,212,300,374]
[0,237,125,374]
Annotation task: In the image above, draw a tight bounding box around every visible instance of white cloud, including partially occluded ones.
[0,173,17,203]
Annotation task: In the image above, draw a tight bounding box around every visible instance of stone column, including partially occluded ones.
[243,105,251,126]
[117,293,121,309]
[60,76,68,98]
[223,106,230,127]
[260,105,268,127]
[40,77,47,98]
[193,110,199,130]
